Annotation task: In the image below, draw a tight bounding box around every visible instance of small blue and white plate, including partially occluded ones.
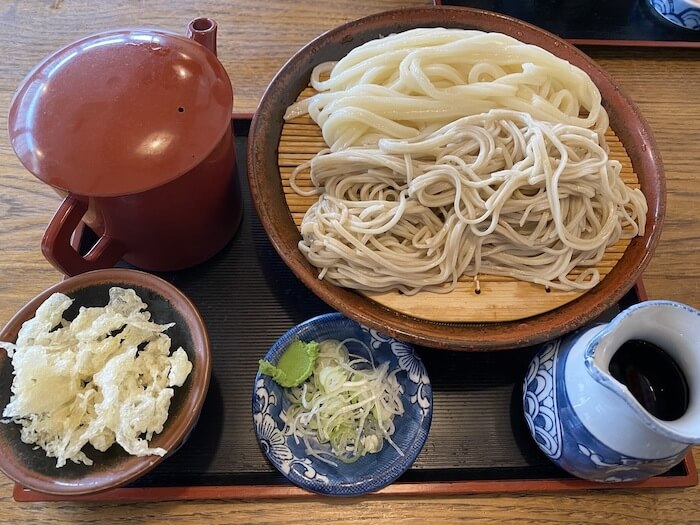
[648,0,700,30]
[252,313,432,496]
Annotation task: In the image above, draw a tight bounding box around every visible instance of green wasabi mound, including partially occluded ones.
[258,339,320,388]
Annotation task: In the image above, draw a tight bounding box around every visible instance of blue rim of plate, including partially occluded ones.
[252,312,433,496]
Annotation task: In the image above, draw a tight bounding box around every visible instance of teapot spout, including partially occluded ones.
[187,18,218,56]
[585,300,700,445]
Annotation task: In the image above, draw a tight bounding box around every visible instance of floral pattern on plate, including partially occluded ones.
[252,313,433,496]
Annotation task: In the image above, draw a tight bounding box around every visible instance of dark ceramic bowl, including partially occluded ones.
[0,269,211,496]
[247,6,665,351]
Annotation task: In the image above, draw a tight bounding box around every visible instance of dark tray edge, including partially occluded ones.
[12,447,698,502]
[432,0,700,48]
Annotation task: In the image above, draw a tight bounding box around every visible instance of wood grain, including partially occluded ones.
[0,1,699,523]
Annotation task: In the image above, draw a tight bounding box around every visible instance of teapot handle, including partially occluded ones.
[41,194,125,276]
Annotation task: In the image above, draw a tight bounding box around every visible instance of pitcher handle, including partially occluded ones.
[41,194,125,276]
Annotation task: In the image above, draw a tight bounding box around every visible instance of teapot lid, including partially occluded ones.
[8,26,233,197]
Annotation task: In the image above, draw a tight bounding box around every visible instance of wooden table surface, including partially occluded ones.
[0,1,699,523]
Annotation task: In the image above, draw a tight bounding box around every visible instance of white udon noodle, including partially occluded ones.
[284,28,647,293]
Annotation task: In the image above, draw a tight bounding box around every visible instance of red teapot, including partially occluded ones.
[8,18,242,275]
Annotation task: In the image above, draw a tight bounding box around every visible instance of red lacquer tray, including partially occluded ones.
[13,120,697,502]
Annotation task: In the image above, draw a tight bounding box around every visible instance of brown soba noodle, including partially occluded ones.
[284,28,647,294]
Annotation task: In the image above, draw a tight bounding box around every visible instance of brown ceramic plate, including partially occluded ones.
[0,269,211,495]
[247,6,665,351]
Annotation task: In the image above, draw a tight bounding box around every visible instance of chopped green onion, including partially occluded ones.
[280,338,405,465]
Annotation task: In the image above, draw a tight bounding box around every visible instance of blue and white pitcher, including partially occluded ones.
[523,300,700,482]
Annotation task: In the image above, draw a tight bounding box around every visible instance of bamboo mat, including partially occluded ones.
[278,88,639,323]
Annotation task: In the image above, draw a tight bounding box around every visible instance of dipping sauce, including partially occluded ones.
[609,339,689,421]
